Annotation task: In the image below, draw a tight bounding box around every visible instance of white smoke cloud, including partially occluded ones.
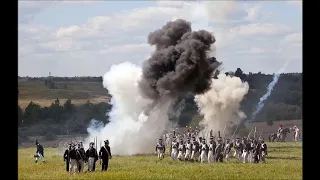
[194,74,249,137]
[84,62,173,155]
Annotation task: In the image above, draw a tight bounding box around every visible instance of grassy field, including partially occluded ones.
[18,81,110,109]
[18,142,302,180]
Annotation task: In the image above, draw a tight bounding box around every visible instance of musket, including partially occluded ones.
[222,124,227,139]
[247,127,253,139]
[259,129,264,139]
[231,124,240,139]
[95,136,98,151]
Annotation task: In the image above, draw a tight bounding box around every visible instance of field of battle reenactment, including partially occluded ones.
[18,1,302,180]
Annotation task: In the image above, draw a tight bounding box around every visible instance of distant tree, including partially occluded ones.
[234,68,247,82]
[23,102,42,125]
[234,68,243,78]
[18,105,23,126]
[63,99,74,112]
[49,99,63,122]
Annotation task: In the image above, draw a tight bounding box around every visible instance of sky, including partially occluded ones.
[18,0,302,77]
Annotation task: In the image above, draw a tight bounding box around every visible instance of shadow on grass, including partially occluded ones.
[267,156,302,160]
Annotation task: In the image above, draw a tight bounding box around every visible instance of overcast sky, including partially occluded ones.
[18,0,302,77]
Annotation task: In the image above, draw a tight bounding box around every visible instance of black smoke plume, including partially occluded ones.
[139,19,220,100]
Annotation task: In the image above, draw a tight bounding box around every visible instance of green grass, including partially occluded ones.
[18,81,110,109]
[18,142,302,180]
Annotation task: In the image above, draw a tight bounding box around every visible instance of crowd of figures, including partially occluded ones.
[63,140,112,174]
[31,124,301,175]
[34,140,112,174]
[155,131,268,163]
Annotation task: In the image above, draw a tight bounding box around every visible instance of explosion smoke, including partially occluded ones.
[249,60,290,122]
[194,74,249,136]
[139,19,220,100]
[85,19,220,155]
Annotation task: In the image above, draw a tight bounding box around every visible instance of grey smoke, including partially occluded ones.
[85,19,219,155]
[139,19,220,100]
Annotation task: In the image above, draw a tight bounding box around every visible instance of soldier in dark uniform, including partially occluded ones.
[99,140,112,171]
[260,139,268,163]
[242,137,251,163]
[76,143,86,173]
[215,137,224,162]
[63,144,71,172]
[253,139,261,163]
[35,140,45,163]
[86,142,98,171]
[233,137,243,161]
[68,144,78,174]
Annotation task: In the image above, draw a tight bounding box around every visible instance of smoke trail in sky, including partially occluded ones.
[250,60,290,122]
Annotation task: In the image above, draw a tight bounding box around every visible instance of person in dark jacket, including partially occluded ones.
[86,142,98,172]
[76,143,86,173]
[35,140,45,163]
[99,140,112,171]
[68,144,78,174]
[63,144,71,172]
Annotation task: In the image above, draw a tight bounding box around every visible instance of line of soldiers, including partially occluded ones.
[156,130,268,163]
[63,140,112,174]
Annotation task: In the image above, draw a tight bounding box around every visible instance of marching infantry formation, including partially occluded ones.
[156,128,269,164]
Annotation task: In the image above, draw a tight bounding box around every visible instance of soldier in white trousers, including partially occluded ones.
[184,138,192,161]
[207,137,216,163]
[200,138,208,163]
[191,137,200,162]
[170,137,179,160]
[155,138,165,160]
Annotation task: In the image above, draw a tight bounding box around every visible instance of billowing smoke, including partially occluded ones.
[139,19,220,100]
[249,60,290,122]
[85,19,219,155]
[194,74,249,137]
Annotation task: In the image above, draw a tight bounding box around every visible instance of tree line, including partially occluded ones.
[18,99,112,141]
[18,69,302,138]
[18,76,103,82]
